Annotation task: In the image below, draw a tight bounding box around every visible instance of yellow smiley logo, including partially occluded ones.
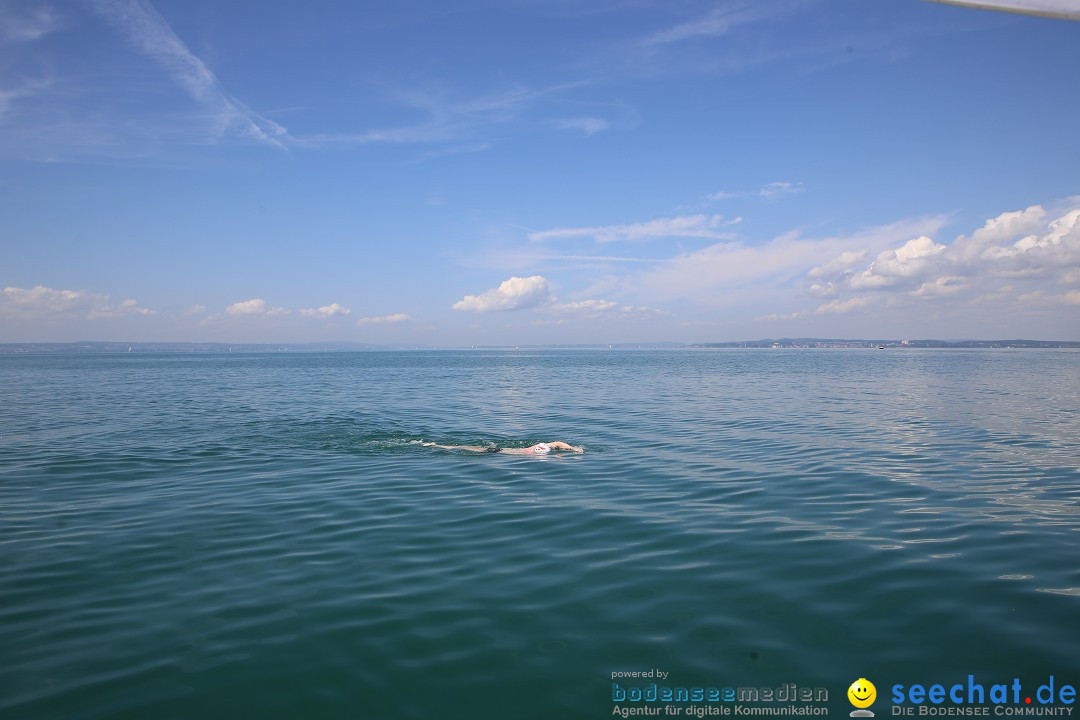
[848,678,877,709]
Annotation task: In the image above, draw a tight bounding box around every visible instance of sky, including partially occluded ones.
[1,0,1078,344]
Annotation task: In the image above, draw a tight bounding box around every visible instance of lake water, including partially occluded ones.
[1,349,1078,719]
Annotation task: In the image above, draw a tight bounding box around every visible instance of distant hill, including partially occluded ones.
[0,339,1077,354]
[684,339,1080,349]
[0,341,389,354]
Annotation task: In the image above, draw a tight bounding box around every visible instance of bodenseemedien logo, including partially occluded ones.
[849,678,877,717]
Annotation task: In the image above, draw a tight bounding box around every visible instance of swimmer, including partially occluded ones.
[422,441,584,455]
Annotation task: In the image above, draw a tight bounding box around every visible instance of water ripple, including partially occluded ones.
[1,350,1078,718]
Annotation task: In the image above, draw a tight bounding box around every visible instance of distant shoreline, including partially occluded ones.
[1,339,1078,354]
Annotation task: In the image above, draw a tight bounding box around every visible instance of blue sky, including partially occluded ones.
[1,0,1078,344]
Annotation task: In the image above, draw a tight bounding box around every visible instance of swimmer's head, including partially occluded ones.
[533,443,551,454]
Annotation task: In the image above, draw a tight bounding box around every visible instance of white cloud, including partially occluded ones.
[551,299,665,318]
[849,236,947,290]
[299,303,351,318]
[950,205,1046,266]
[1,285,155,319]
[529,214,737,244]
[912,276,967,297]
[356,313,413,325]
[552,299,619,313]
[453,275,552,312]
[617,304,666,318]
[554,117,611,136]
[498,199,1063,330]
[0,4,60,45]
[791,199,1080,323]
[298,81,584,149]
[636,215,952,303]
[979,209,1080,270]
[816,297,874,315]
[645,4,762,45]
[759,181,805,199]
[98,298,156,318]
[1018,289,1080,306]
[225,298,266,315]
[756,311,805,321]
[3,285,85,313]
[707,190,745,201]
[708,181,805,202]
[91,0,288,146]
[0,89,20,121]
[224,298,288,316]
[807,249,869,279]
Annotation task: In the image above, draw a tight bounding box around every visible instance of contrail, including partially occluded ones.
[923,0,1080,20]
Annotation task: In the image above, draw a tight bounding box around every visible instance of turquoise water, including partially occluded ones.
[1,349,1078,719]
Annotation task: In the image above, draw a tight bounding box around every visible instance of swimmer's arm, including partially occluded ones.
[423,442,490,452]
[548,441,584,452]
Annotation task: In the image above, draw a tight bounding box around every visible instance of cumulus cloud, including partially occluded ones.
[807,250,869,279]
[529,214,737,243]
[356,313,412,325]
[950,205,1047,266]
[1,285,155,319]
[211,298,357,321]
[299,303,351,318]
[912,276,967,297]
[551,299,664,318]
[3,285,88,314]
[552,299,619,313]
[978,209,1080,270]
[89,298,157,319]
[497,201,1075,328]
[224,298,288,316]
[225,298,266,315]
[636,215,951,303]
[453,275,553,312]
[798,200,1080,320]
[849,236,947,290]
